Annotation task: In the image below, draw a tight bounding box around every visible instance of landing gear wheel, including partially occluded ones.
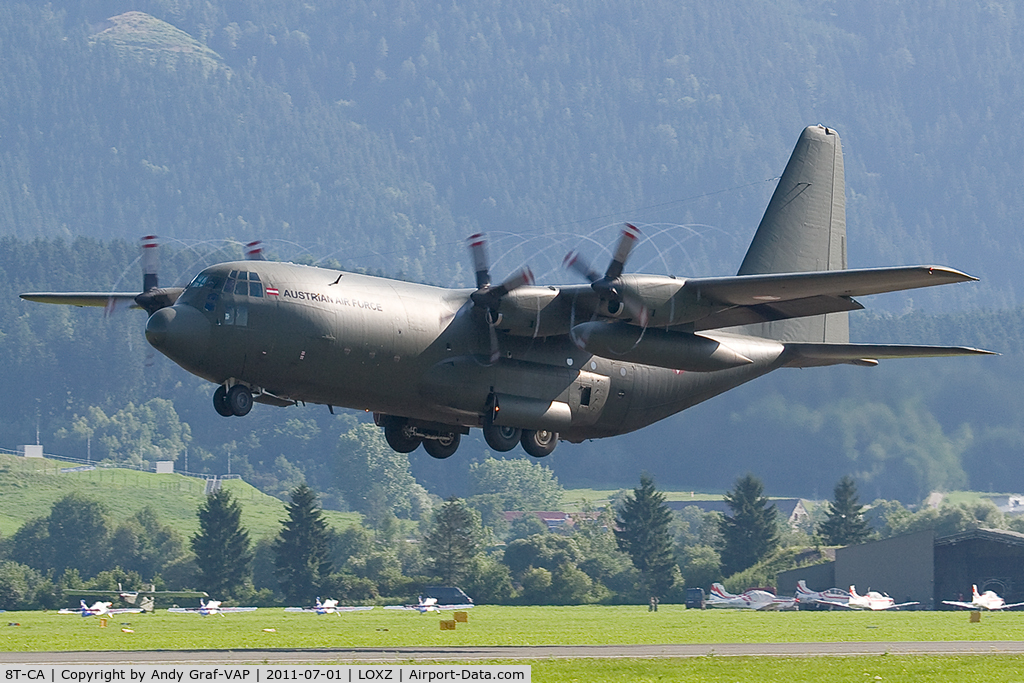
[384,420,422,453]
[213,385,233,417]
[423,432,461,459]
[226,385,253,417]
[521,429,558,457]
[482,420,521,452]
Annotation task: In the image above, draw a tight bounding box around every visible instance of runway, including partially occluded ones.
[3,641,1024,664]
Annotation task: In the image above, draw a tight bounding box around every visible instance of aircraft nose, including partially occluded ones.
[146,305,210,361]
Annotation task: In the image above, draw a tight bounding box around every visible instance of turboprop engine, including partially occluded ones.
[571,321,753,372]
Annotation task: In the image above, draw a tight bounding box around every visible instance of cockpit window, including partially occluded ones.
[188,274,223,290]
[220,271,266,297]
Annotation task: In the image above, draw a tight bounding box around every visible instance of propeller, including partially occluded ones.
[563,223,650,326]
[466,233,535,363]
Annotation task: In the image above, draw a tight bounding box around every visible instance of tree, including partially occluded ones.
[422,498,483,585]
[614,474,678,598]
[47,493,110,578]
[333,424,431,520]
[468,457,564,511]
[273,484,334,603]
[719,473,779,577]
[191,489,252,600]
[817,476,873,546]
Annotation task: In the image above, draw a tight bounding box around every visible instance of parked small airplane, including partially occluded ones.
[943,585,1024,611]
[58,600,143,617]
[706,583,797,611]
[22,125,993,459]
[65,584,208,613]
[383,596,475,613]
[794,579,851,609]
[167,599,257,616]
[846,585,919,611]
[285,598,374,615]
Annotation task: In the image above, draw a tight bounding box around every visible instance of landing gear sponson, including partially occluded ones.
[374,413,557,459]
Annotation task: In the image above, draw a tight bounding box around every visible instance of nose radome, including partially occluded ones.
[146,305,210,361]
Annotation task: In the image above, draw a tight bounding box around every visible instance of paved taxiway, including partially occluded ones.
[3,642,1024,664]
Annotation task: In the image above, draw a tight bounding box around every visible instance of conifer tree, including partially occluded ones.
[614,474,678,598]
[273,484,334,604]
[191,488,252,600]
[719,473,779,577]
[817,475,873,546]
[423,498,482,585]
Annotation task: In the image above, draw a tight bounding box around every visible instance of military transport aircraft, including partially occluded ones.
[21,125,993,459]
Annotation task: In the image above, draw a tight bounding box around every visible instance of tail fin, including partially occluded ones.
[737,125,848,343]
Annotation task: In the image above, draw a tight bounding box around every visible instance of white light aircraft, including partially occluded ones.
[846,585,919,611]
[383,596,475,613]
[167,599,258,616]
[58,600,143,617]
[285,598,374,615]
[943,585,1024,611]
[794,580,851,609]
[707,583,797,610]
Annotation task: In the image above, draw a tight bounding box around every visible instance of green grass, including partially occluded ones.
[527,656,1024,682]
[3,605,1024,652]
[0,453,360,539]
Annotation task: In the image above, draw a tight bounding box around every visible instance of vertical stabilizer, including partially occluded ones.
[737,125,848,342]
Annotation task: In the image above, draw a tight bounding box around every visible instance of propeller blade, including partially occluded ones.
[467,233,491,289]
[605,223,640,280]
[489,267,534,298]
[563,251,601,283]
[245,241,266,260]
[141,235,159,292]
[487,320,500,365]
[620,287,650,327]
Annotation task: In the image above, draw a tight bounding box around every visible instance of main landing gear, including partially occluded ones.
[377,414,558,458]
[213,384,253,417]
[377,415,464,460]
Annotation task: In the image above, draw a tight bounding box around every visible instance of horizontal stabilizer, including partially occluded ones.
[688,265,977,307]
[783,343,997,368]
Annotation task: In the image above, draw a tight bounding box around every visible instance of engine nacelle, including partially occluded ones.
[571,322,753,372]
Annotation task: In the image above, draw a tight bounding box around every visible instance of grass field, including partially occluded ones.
[3,605,1024,651]
[0,453,360,538]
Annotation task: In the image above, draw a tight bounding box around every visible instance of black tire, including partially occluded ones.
[226,384,253,417]
[482,420,521,452]
[384,420,421,453]
[213,385,233,417]
[521,429,558,457]
[423,432,460,459]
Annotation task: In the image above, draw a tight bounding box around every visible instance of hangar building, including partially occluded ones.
[777,527,1024,609]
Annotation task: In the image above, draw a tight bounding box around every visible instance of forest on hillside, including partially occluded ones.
[1,1,1022,503]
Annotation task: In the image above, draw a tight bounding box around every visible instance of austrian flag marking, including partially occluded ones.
[266,287,279,296]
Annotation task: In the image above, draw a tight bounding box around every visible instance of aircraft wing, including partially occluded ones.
[687,266,976,331]
[216,607,258,613]
[782,343,996,368]
[941,600,977,609]
[20,293,142,309]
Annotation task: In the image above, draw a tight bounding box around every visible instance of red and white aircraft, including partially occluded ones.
[167,599,257,616]
[58,600,143,617]
[707,583,797,611]
[943,585,1024,611]
[846,585,919,611]
[383,596,475,614]
[794,580,851,609]
[285,598,374,615]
